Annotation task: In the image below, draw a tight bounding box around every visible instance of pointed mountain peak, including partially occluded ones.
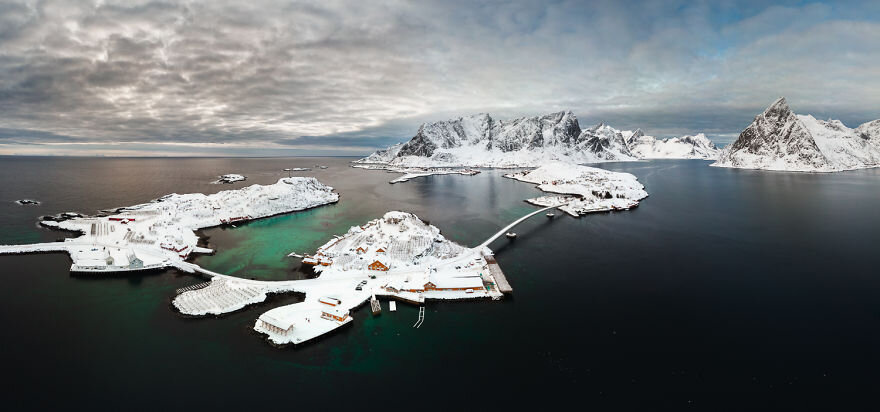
[632,128,644,138]
[764,97,791,115]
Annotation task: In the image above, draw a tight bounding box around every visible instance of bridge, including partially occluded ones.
[475,205,559,250]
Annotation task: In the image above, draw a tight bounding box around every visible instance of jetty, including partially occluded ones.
[482,252,512,293]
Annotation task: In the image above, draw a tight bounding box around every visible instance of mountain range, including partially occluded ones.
[358,111,718,167]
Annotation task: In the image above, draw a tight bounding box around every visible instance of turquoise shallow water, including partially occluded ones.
[1,157,880,409]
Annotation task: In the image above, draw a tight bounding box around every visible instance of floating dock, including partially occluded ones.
[483,252,513,293]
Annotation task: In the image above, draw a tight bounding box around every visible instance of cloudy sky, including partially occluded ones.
[0,0,878,156]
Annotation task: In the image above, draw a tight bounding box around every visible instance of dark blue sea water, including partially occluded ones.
[1,156,879,410]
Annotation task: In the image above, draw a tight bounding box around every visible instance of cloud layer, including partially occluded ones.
[1,0,879,155]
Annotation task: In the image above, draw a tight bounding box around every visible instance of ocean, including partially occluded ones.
[1,156,879,409]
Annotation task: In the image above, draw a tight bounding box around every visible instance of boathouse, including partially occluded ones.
[368,260,389,271]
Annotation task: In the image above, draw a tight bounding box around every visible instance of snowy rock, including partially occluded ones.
[15,199,40,205]
[713,98,880,172]
[216,174,246,184]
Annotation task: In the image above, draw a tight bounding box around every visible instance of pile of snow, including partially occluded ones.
[713,98,880,172]
[504,162,649,216]
[357,111,718,168]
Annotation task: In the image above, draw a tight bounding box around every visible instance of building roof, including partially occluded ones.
[428,275,484,289]
[258,303,321,330]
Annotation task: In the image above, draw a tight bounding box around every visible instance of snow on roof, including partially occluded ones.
[429,275,484,289]
[258,303,319,330]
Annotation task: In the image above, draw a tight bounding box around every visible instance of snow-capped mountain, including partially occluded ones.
[628,131,718,160]
[358,111,718,168]
[713,98,880,172]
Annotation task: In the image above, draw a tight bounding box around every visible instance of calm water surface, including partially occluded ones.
[1,156,879,409]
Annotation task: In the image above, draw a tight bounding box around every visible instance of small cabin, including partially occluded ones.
[356,246,366,254]
[368,260,389,271]
[375,247,386,254]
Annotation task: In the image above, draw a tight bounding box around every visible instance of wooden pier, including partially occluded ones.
[483,252,513,294]
[370,294,381,316]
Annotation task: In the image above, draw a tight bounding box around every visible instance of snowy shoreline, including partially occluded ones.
[352,163,480,183]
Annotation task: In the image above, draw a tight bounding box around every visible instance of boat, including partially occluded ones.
[546,213,555,218]
[505,232,517,239]
[389,301,397,312]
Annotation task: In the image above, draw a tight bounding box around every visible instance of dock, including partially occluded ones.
[370,294,381,316]
[413,306,425,328]
[483,252,512,293]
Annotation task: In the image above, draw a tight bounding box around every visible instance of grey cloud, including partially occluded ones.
[0,0,878,156]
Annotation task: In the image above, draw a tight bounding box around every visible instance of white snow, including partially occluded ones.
[504,162,649,216]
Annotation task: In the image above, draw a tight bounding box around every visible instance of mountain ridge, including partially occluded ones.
[358,111,718,167]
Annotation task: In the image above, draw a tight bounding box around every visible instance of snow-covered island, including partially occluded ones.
[215,174,246,184]
[356,111,718,169]
[713,98,880,172]
[0,177,339,273]
[351,163,480,183]
[172,211,510,345]
[504,162,649,216]
[15,199,40,205]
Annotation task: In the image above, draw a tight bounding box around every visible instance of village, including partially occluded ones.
[173,211,513,345]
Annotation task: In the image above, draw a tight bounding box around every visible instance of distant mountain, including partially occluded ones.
[713,98,880,172]
[627,130,718,160]
[358,111,718,167]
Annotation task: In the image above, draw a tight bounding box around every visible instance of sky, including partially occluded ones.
[0,0,879,157]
